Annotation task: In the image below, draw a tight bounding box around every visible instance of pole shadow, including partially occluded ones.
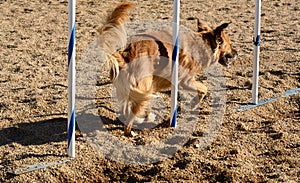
[0,118,67,146]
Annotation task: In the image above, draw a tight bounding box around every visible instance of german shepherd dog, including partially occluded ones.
[98,2,238,136]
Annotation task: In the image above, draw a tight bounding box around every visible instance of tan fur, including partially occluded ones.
[98,2,237,136]
[97,2,134,80]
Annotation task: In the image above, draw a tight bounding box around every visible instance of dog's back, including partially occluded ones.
[119,30,214,87]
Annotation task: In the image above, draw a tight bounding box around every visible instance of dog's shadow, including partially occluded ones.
[0,118,67,146]
[99,113,169,132]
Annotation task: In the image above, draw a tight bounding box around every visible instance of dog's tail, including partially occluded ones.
[97,2,134,81]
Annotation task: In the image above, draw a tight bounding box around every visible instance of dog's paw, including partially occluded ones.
[190,96,200,110]
[135,113,156,123]
[190,93,206,110]
[147,113,156,122]
[150,94,160,98]
[135,117,145,124]
[124,131,137,137]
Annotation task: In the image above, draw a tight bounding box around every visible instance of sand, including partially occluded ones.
[0,0,299,182]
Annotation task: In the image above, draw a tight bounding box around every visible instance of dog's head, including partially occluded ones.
[197,20,238,67]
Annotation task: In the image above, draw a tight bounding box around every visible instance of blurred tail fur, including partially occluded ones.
[97,2,134,81]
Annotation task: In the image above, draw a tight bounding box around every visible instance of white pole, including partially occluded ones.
[252,0,261,104]
[170,0,180,127]
[68,0,76,158]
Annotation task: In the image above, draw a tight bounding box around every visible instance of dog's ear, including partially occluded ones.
[186,17,212,33]
[197,20,213,33]
[214,22,230,36]
[214,22,231,44]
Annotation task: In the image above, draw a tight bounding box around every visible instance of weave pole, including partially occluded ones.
[170,0,180,127]
[252,0,261,104]
[68,0,76,158]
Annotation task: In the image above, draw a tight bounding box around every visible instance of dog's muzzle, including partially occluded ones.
[220,49,238,68]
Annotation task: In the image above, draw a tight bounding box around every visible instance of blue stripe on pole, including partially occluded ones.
[68,110,75,148]
[68,24,76,66]
[171,0,179,128]
[171,106,178,127]
[171,36,179,128]
[172,36,179,64]
[254,35,260,46]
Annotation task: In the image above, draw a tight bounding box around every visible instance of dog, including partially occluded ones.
[97,2,238,136]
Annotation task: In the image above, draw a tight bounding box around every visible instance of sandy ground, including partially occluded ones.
[0,0,299,182]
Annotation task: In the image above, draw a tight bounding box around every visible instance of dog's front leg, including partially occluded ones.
[180,77,208,98]
[192,80,208,109]
[181,78,208,109]
[193,80,208,101]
